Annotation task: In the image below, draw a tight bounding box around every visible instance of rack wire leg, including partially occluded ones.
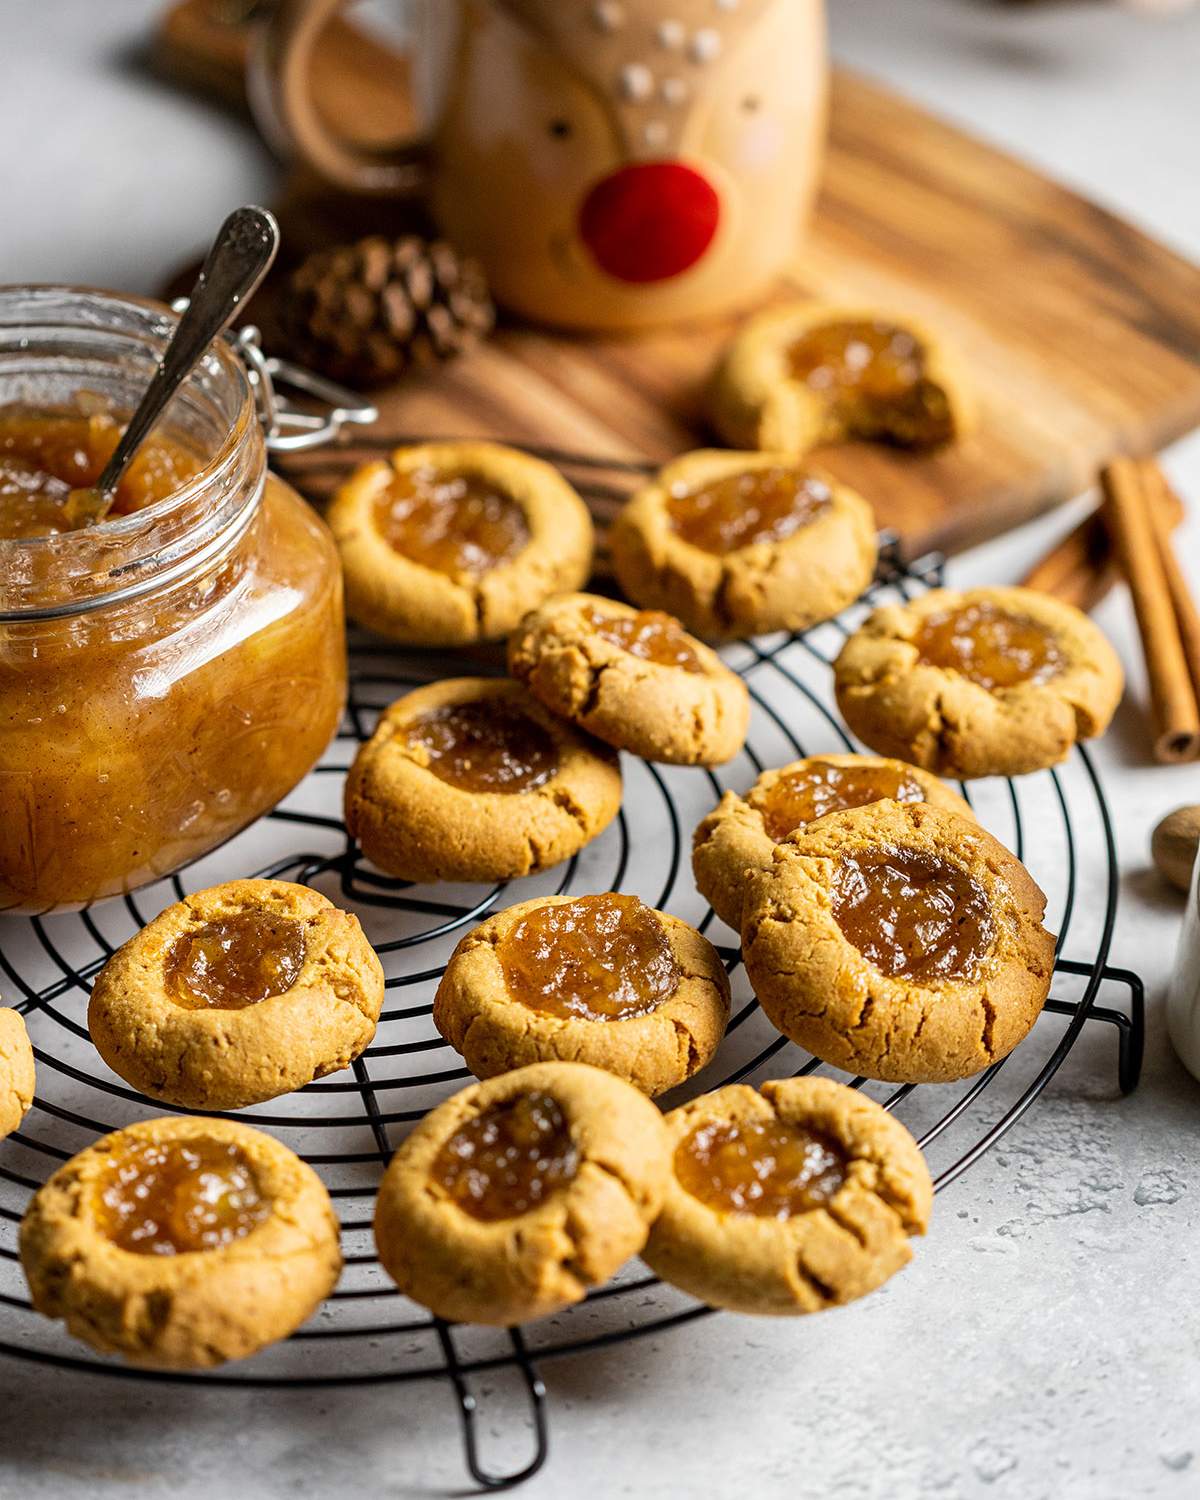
[435,1323,549,1490]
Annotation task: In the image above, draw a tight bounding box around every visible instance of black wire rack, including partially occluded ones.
[0,524,1145,1491]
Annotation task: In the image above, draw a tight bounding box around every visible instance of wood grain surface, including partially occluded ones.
[157,3,1200,556]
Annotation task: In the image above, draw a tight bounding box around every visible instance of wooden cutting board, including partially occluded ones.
[158,3,1200,557]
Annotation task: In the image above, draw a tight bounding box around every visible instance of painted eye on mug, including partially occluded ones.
[741,95,762,114]
[548,119,573,140]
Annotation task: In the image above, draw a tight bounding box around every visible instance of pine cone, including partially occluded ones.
[279,234,495,388]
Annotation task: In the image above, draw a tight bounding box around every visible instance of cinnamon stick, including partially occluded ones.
[1146,465,1200,714]
[1021,484,1185,614]
[1101,457,1200,764]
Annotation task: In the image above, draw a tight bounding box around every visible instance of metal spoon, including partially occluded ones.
[67,205,280,528]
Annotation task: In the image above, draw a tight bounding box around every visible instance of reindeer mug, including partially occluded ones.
[254,0,828,331]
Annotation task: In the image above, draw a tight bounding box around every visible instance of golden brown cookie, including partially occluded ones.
[834,585,1124,779]
[327,441,594,645]
[507,592,750,765]
[642,1077,932,1316]
[693,754,975,931]
[610,449,877,640]
[742,801,1055,1083]
[20,1115,341,1368]
[344,677,622,884]
[710,301,973,455]
[0,1009,35,1139]
[88,880,384,1111]
[373,1061,669,1325]
[434,893,730,1096]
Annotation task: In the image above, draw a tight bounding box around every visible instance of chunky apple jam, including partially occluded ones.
[675,1114,848,1219]
[0,297,346,915]
[832,847,995,983]
[498,892,680,1022]
[95,1137,270,1256]
[431,1092,579,1221]
[912,599,1065,692]
[667,467,832,556]
[753,759,926,843]
[372,466,529,580]
[166,912,309,1011]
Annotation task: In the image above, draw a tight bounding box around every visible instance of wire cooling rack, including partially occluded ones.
[0,533,1144,1491]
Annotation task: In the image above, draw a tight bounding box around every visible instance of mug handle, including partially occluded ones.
[251,0,428,197]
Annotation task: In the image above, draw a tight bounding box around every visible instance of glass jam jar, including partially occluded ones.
[0,287,347,913]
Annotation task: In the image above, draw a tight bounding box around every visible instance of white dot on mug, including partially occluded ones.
[619,63,655,102]
[689,28,722,64]
[655,18,685,48]
[660,77,687,106]
[591,0,625,32]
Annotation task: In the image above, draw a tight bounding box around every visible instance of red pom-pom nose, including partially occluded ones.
[578,162,720,284]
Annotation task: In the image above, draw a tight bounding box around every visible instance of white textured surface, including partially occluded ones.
[3,2,1200,1496]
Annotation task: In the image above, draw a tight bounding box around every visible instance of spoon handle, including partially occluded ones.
[92,205,280,509]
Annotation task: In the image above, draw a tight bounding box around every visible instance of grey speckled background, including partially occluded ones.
[2,3,1200,1497]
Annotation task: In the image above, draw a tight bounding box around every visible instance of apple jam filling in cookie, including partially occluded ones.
[430,1090,580,1221]
[692,753,974,931]
[94,1136,271,1255]
[20,1117,341,1368]
[642,1077,932,1316]
[710,301,972,456]
[371,466,530,578]
[741,801,1055,1084]
[88,880,385,1111]
[611,450,877,639]
[345,678,622,884]
[435,893,729,1094]
[835,585,1124,779]
[508,592,750,765]
[0,1009,35,1140]
[674,1114,848,1220]
[405,698,558,794]
[327,441,593,645]
[164,910,309,1010]
[832,848,994,984]
[374,1062,669,1325]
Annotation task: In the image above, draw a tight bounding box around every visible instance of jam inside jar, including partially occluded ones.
[0,404,201,538]
[94,1136,270,1255]
[431,1091,580,1221]
[832,846,995,983]
[667,467,832,555]
[0,289,347,913]
[675,1114,848,1219]
[497,892,681,1021]
[754,759,926,843]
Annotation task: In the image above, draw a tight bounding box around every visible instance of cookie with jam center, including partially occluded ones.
[741,800,1055,1084]
[710,301,973,456]
[19,1115,341,1368]
[693,753,975,931]
[643,1077,933,1316]
[0,1009,35,1139]
[327,440,593,645]
[610,449,877,640]
[344,677,622,884]
[508,591,750,765]
[88,879,384,1111]
[373,1061,670,1325]
[434,892,730,1095]
[834,585,1124,779]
